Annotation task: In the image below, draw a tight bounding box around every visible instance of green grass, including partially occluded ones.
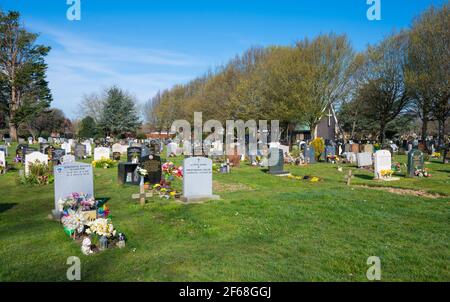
[0,143,449,281]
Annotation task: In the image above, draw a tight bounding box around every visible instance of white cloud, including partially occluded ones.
[29,23,205,118]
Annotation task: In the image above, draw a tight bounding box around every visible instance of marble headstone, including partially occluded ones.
[374,150,391,179]
[182,157,219,202]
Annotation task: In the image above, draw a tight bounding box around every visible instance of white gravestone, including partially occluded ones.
[182,157,220,203]
[112,143,122,154]
[374,150,391,179]
[61,154,75,164]
[61,142,71,154]
[0,151,5,173]
[94,147,110,161]
[345,152,357,163]
[25,152,48,175]
[356,152,373,167]
[83,142,92,157]
[53,162,94,217]
[167,142,179,157]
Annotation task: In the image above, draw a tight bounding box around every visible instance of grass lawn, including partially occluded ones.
[0,143,449,281]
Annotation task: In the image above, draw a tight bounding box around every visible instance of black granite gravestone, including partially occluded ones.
[141,154,162,184]
[118,162,140,185]
[268,148,289,175]
[127,146,142,163]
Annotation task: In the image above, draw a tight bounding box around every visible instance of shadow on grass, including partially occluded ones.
[354,174,373,180]
[0,203,17,213]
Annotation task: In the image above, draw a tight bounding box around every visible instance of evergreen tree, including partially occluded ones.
[98,86,141,136]
[78,116,97,138]
[0,10,52,141]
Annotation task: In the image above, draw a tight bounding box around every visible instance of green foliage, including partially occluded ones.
[0,10,52,140]
[18,161,53,186]
[98,86,141,136]
[311,137,325,160]
[78,116,97,138]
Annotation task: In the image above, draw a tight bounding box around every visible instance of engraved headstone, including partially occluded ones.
[374,150,391,179]
[182,157,219,202]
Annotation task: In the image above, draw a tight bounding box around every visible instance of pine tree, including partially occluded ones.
[98,86,141,136]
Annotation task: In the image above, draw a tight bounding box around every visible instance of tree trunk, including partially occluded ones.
[438,119,444,146]
[421,118,428,141]
[379,122,386,144]
[9,87,18,142]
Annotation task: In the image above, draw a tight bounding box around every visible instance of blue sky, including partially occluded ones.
[1,0,447,118]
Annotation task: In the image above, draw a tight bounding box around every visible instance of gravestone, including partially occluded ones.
[141,154,162,184]
[52,149,65,164]
[25,152,48,176]
[60,154,75,164]
[363,144,374,154]
[16,144,28,161]
[182,157,220,202]
[374,150,391,179]
[112,152,121,161]
[303,145,316,164]
[53,162,94,218]
[268,148,290,176]
[407,150,424,177]
[351,144,359,154]
[0,151,5,174]
[18,138,25,144]
[343,144,351,153]
[74,144,87,160]
[167,142,178,157]
[28,137,33,144]
[356,152,373,168]
[118,162,140,185]
[44,145,55,160]
[325,145,336,161]
[82,142,92,157]
[127,146,142,163]
[61,142,71,155]
[0,145,8,157]
[94,147,110,161]
[345,152,357,164]
[112,143,123,154]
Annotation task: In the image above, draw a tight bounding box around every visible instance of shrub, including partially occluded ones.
[92,158,116,169]
[311,137,325,160]
[18,161,53,186]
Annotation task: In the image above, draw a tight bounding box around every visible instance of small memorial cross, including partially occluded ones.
[345,170,354,186]
[132,176,152,206]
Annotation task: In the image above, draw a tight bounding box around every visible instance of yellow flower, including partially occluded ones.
[310,177,320,182]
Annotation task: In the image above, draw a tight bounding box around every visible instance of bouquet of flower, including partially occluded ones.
[92,158,116,169]
[380,169,394,178]
[431,152,441,158]
[327,155,338,163]
[414,168,431,178]
[136,166,148,176]
[61,209,88,235]
[86,218,116,238]
[58,193,97,212]
[152,183,180,199]
[162,162,183,180]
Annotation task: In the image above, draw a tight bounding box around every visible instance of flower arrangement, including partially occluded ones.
[62,209,88,235]
[380,169,394,178]
[86,218,116,238]
[326,154,338,163]
[58,193,97,212]
[431,152,441,158]
[92,158,116,169]
[58,193,123,254]
[288,174,322,182]
[152,183,180,199]
[18,161,53,186]
[136,166,148,176]
[414,168,431,178]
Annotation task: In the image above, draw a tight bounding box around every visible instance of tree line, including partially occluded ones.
[144,4,449,144]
